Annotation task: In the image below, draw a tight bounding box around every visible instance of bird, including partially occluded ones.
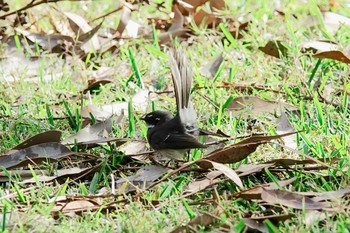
[141,48,206,159]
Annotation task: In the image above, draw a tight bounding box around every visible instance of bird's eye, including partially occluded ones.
[155,117,160,121]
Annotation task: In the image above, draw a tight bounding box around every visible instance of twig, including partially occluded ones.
[0,0,86,20]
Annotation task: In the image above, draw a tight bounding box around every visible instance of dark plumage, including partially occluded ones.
[141,48,205,159]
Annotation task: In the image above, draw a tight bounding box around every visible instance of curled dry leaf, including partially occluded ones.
[231,177,296,200]
[259,40,288,58]
[311,187,350,202]
[276,111,297,150]
[51,199,100,216]
[200,52,223,78]
[304,12,350,35]
[226,96,296,117]
[261,188,328,210]
[116,165,169,193]
[18,167,93,184]
[196,159,243,189]
[200,132,297,166]
[62,118,112,145]
[12,130,61,150]
[0,143,72,169]
[243,218,268,233]
[81,104,114,122]
[171,209,223,233]
[236,163,274,177]
[15,28,74,52]
[119,140,151,162]
[185,170,222,194]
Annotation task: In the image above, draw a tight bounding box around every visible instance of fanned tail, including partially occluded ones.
[168,48,198,134]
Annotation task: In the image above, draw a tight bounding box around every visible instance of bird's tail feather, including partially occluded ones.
[168,48,197,132]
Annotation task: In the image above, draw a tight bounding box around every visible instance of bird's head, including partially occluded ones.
[140,111,173,129]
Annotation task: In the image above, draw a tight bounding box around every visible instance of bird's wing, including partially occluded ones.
[151,130,206,150]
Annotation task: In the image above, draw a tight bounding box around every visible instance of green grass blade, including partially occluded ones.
[128,48,144,88]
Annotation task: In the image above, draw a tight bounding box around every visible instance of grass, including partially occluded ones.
[0,0,349,232]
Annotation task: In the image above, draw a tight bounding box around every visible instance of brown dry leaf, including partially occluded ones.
[196,160,243,189]
[261,188,328,210]
[0,143,72,169]
[73,138,129,150]
[15,28,74,52]
[120,141,151,161]
[200,52,223,78]
[243,218,268,233]
[304,12,350,35]
[116,165,169,192]
[259,40,288,58]
[311,187,350,202]
[157,28,189,44]
[199,132,297,166]
[158,4,188,44]
[63,12,101,52]
[175,0,208,15]
[116,5,132,35]
[226,96,296,117]
[193,9,219,27]
[209,0,225,11]
[232,177,296,200]
[301,40,350,64]
[83,78,112,94]
[51,199,100,215]
[227,21,249,40]
[249,214,295,224]
[12,130,61,150]
[301,40,339,53]
[185,170,222,194]
[62,118,112,145]
[313,49,350,64]
[171,210,222,233]
[81,104,114,122]
[18,167,93,184]
[276,111,297,150]
[168,4,184,32]
[236,163,274,177]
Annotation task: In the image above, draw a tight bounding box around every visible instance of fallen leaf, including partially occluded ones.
[311,187,350,202]
[193,9,219,27]
[243,218,268,233]
[116,165,169,192]
[301,40,339,53]
[313,49,350,64]
[15,27,74,51]
[18,167,93,184]
[236,163,274,177]
[232,177,297,200]
[12,130,62,150]
[116,5,131,35]
[226,96,296,116]
[276,111,297,150]
[200,132,297,166]
[0,143,72,169]
[62,118,112,145]
[185,170,222,194]
[171,210,223,233]
[259,40,288,58]
[196,160,243,189]
[261,188,328,210]
[304,12,350,35]
[200,52,223,78]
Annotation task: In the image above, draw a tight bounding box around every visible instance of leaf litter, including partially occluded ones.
[0,0,348,232]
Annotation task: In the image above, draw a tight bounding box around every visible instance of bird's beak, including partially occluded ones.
[140,115,146,121]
